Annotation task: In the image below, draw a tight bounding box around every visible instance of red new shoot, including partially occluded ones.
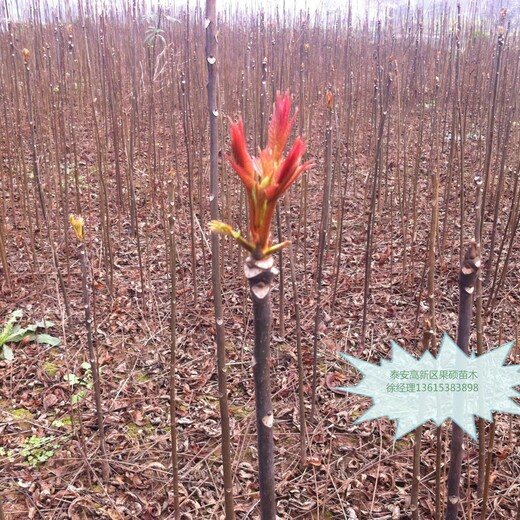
[209,91,312,259]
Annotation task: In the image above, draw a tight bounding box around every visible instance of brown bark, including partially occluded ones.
[206,0,236,517]
[245,255,278,519]
[445,241,480,520]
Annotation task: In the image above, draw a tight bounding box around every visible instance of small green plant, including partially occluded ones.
[0,310,23,360]
[144,26,166,47]
[19,435,60,467]
[64,362,93,404]
[0,311,61,361]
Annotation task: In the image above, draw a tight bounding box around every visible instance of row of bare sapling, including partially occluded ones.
[0,0,519,518]
[208,3,512,517]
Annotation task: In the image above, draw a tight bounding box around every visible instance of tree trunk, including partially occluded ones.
[245,255,278,519]
[445,241,480,520]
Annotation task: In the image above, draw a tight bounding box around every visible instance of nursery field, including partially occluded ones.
[0,0,520,518]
